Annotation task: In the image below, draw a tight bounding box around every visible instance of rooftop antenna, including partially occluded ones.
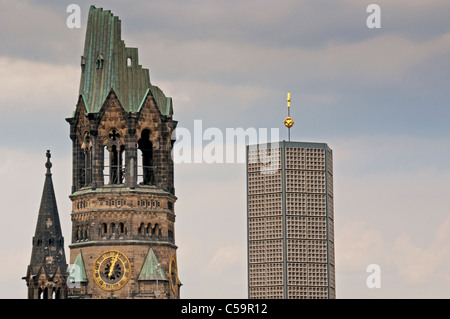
[284,92,294,141]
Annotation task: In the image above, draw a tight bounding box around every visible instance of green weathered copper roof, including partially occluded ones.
[138,248,167,281]
[70,251,88,283]
[79,6,172,115]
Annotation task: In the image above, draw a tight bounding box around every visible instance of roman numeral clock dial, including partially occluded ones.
[93,250,131,291]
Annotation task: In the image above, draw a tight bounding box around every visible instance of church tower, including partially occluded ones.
[23,151,68,299]
[65,6,180,299]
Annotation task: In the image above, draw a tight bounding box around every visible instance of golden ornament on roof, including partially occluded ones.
[284,116,294,128]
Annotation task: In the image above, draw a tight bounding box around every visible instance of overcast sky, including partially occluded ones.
[1,0,449,299]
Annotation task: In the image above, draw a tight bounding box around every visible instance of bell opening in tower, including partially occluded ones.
[137,128,154,185]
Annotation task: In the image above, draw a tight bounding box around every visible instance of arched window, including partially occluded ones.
[127,57,132,67]
[101,223,108,237]
[82,225,88,240]
[138,223,145,236]
[103,129,125,185]
[152,224,162,237]
[137,129,154,185]
[119,222,125,235]
[81,131,92,187]
[111,145,125,184]
[103,146,109,184]
[104,144,125,185]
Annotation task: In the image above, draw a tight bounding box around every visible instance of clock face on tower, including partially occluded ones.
[169,254,178,293]
[93,250,131,291]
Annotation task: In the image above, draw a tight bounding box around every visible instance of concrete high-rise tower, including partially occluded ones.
[247,141,335,299]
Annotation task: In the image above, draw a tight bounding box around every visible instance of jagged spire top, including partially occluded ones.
[78,6,173,116]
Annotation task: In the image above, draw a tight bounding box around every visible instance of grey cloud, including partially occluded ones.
[2,0,450,299]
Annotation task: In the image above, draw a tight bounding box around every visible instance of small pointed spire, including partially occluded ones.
[25,150,66,282]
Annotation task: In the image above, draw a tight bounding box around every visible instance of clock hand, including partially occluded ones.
[108,252,120,278]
